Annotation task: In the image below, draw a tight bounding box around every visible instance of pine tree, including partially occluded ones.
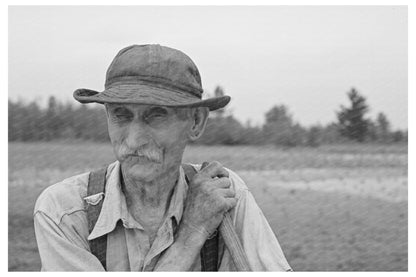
[263,105,297,146]
[336,88,370,142]
[213,86,226,118]
[376,112,391,142]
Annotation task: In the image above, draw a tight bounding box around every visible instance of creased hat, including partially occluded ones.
[73,44,230,111]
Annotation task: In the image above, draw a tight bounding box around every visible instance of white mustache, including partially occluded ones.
[119,144,162,163]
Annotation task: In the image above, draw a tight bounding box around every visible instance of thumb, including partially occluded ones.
[201,161,210,170]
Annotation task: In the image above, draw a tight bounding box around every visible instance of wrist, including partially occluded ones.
[176,220,208,248]
[182,220,210,237]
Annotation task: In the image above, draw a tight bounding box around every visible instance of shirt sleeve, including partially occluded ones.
[218,171,292,271]
[34,210,105,271]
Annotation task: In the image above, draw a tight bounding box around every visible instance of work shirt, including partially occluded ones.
[34,161,292,271]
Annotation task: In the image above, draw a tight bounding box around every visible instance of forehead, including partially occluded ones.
[105,103,172,111]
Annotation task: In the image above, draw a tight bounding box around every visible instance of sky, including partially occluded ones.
[8,5,408,129]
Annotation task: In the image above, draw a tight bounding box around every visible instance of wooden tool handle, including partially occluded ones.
[219,213,251,271]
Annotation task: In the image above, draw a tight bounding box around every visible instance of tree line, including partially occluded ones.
[8,87,407,146]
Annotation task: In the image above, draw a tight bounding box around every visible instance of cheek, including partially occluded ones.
[159,127,189,161]
[107,124,127,159]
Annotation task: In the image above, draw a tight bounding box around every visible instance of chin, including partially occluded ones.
[123,161,162,182]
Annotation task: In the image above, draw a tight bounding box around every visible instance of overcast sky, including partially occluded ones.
[8,6,407,129]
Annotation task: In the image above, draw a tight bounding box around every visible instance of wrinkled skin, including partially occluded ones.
[181,161,237,237]
[105,103,237,240]
[106,103,190,183]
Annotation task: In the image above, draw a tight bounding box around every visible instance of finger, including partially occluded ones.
[200,161,229,178]
[224,198,238,211]
[217,188,236,198]
[211,177,231,189]
[201,161,210,170]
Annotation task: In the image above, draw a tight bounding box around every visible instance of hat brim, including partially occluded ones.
[73,84,230,111]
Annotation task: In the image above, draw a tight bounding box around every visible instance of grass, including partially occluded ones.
[8,142,408,271]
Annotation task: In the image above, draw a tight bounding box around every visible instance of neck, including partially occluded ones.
[121,163,180,214]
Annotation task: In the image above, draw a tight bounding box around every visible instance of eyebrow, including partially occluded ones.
[112,106,132,114]
[107,105,170,116]
[147,106,168,114]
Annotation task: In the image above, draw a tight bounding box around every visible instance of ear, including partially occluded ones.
[104,103,110,118]
[188,107,209,141]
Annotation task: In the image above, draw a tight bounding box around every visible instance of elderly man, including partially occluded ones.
[34,44,292,271]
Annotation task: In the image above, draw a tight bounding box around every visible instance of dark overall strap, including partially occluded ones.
[86,167,108,270]
[182,163,219,271]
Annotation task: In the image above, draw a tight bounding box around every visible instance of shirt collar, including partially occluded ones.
[87,161,189,240]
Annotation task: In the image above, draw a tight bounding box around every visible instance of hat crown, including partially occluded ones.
[73,44,231,111]
[105,44,203,97]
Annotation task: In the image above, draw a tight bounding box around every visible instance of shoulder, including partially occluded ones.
[34,171,90,225]
[34,161,119,225]
[224,167,249,200]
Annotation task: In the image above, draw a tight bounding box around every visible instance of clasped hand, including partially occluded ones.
[181,161,237,239]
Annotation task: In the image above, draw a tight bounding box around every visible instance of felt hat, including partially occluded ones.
[73,44,230,111]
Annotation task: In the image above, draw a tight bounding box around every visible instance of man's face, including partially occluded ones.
[105,103,192,182]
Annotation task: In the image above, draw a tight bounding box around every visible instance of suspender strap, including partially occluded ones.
[86,167,108,270]
[200,232,219,271]
[182,163,219,271]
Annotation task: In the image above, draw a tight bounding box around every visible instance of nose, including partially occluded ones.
[124,121,151,149]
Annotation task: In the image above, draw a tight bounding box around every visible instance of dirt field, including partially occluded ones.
[8,142,408,271]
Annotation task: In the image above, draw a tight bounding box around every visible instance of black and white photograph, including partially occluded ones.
[7,4,409,272]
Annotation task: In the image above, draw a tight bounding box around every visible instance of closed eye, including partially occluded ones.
[145,107,168,120]
[116,114,132,119]
[111,107,133,120]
